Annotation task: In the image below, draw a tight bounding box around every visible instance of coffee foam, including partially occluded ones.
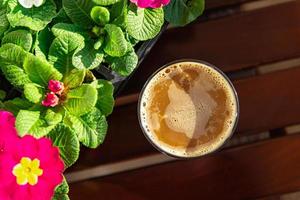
[139,61,238,158]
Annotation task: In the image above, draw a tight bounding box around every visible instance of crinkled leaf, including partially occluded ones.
[44,109,63,126]
[24,83,43,103]
[0,43,27,67]
[92,0,120,6]
[3,98,33,116]
[48,124,80,168]
[34,27,54,59]
[64,84,97,116]
[95,79,114,116]
[0,8,9,38]
[53,177,69,200]
[29,119,57,138]
[65,108,107,148]
[52,23,88,38]
[72,39,104,70]
[104,24,127,57]
[16,110,40,137]
[106,43,138,76]
[111,0,127,28]
[51,23,102,69]
[62,0,95,29]
[2,29,33,51]
[164,0,205,26]
[1,65,32,89]
[90,6,110,26]
[48,33,83,75]
[63,69,85,89]
[52,8,72,24]
[23,54,63,86]
[7,0,57,31]
[126,6,164,41]
[45,109,63,126]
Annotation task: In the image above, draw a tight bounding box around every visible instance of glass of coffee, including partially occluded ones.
[138,60,239,158]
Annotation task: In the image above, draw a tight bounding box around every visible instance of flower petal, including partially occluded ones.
[33,0,44,7]
[18,0,34,8]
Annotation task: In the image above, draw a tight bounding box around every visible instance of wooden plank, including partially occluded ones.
[68,66,300,171]
[123,0,300,94]
[206,0,254,9]
[69,134,300,200]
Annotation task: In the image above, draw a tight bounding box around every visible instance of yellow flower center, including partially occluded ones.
[12,157,43,186]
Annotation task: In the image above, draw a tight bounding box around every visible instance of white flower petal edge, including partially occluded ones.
[33,0,45,7]
[18,0,34,8]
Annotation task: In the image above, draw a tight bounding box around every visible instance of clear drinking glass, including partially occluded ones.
[137,59,240,159]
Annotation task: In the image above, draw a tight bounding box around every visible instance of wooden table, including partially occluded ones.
[67,0,300,199]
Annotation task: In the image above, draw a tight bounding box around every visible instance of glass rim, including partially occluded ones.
[137,59,240,159]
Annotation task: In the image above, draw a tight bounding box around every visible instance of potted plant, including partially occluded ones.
[0,0,204,199]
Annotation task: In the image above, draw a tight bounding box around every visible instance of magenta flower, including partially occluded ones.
[0,111,18,154]
[48,80,64,95]
[42,92,59,107]
[130,0,170,8]
[0,111,64,200]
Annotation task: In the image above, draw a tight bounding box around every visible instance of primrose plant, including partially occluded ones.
[0,0,205,199]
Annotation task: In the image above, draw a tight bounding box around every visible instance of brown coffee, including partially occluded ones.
[139,61,238,158]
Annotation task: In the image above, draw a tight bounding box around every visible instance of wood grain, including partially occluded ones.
[123,0,300,95]
[69,134,300,200]
[68,66,300,171]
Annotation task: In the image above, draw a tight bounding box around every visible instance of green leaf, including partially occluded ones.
[52,23,88,38]
[48,34,82,75]
[23,54,63,86]
[164,0,205,26]
[65,108,108,148]
[104,24,127,57]
[34,27,54,59]
[45,109,63,126]
[111,0,127,28]
[24,83,43,103]
[0,8,9,38]
[2,30,33,51]
[28,119,57,138]
[64,84,98,116]
[126,6,164,41]
[3,98,33,116]
[7,0,57,31]
[51,23,103,70]
[63,69,85,89]
[106,42,138,76]
[1,65,32,89]
[48,124,80,168]
[52,8,72,24]
[0,43,62,87]
[92,0,120,6]
[53,177,70,200]
[90,6,110,26]
[72,39,104,70]
[16,110,40,137]
[95,79,114,116]
[62,0,95,29]
[0,90,6,100]
[0,43,28,67]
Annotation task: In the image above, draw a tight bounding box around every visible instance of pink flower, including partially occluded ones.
[0,111,64,200]
[0,111,18,154]
[42,92,59,107]
[130,0,170,8]
[48,80,64,95]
